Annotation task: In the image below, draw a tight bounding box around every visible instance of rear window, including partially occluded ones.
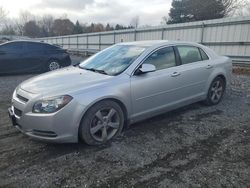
[44,44,60,50]
[177,46,202,64]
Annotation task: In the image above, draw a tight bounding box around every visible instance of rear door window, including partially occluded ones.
[25,42,43,52]
[177,46,202,64]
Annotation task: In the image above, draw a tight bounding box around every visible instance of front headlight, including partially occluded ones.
[33,95,73,113]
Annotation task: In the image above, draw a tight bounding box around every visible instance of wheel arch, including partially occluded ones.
[208,74,227,93]
[205,68,228,94]
[204,73,227,105]
[77,97,129,140]
[47,58,61,65]
[216,74,226,85]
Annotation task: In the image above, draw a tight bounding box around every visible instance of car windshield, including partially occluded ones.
[79,45,146,76]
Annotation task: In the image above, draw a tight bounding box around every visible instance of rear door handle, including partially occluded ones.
[206,64,213,69]
[171,72,181,77]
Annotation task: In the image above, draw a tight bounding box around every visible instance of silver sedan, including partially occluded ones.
[8,40,232,145]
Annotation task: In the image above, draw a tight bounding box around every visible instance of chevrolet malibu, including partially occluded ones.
[8,41,232,145]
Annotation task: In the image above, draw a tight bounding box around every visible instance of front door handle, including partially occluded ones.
[171,72,181,77]
[206,64,213,69]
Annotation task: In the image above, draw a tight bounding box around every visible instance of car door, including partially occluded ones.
[21,42,45,72]
[174,45,213,100]
[130,46,185,119]
[0,42,24,74]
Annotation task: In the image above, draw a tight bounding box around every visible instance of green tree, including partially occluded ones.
[105,23,114,31]
[168,0,190,24]
[73,20,83,34]
[115,24,125,30]
[168,0,243,24]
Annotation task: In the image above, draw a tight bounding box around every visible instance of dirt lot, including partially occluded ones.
[0,71,250,188]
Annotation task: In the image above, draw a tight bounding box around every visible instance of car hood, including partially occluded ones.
[20,66,112,95]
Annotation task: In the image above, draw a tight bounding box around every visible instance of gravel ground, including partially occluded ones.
[0,70,250,188]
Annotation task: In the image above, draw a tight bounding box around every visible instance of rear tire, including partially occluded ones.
[204,77,225,106]
[79,100,124,145]
[47,60,60,71]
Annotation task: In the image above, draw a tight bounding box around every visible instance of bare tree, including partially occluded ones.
[161,16,169,25]
[130,15,140,28]
[23,20,40,37]
[0,6,8,30]
[15,11,34,36]
[232,0,250,16]
[39,15,54,36]
[0,7,7,21]
[1,24,16,35]
[247,1,250,13]
[93,23,105,32]
[60,13,68,19]
[52,18,74,36]
[222,0,247,16]
[0,18,18,35]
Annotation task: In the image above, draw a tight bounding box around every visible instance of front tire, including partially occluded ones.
[79,100,124,145]
[204,77,225,105]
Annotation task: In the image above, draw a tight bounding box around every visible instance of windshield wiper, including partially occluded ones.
[80,67,108,75]
[94,69,108,75]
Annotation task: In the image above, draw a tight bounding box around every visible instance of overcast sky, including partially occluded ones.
[0,0,172,26]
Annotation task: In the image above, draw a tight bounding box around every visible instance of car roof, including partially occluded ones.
[0,40,49,46]
[119,40,169,47]
[119,40,203,48]
[120,40,218,60]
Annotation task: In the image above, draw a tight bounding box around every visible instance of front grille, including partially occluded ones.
[14,107,22,117]
[32,130,57,137]
[16,94,29,103]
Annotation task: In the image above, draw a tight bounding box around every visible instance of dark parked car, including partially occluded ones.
[0,41,71,74]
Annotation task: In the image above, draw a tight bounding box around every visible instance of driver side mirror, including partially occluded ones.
[136,64,156,75]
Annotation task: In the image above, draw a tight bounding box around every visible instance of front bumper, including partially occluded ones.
[61,54,72,67]
[9,89,85,143]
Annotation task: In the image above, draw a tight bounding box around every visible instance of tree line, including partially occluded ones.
[0,0,249,38]
[0,11,136,38]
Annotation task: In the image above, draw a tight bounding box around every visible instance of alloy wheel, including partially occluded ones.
[49,61,60,71]
[90,108,120,142]
[209,80,224,103]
